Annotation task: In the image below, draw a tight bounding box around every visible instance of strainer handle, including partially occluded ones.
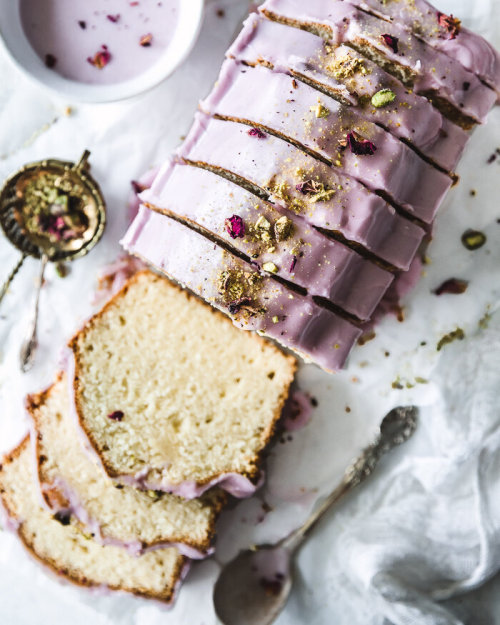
[0,253,28,306]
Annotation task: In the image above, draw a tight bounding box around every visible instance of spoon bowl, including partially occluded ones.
[214,546,292,625]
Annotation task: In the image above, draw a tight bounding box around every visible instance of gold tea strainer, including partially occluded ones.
[0,150,106,372]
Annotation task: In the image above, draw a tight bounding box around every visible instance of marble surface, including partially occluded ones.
[1,1,500,624]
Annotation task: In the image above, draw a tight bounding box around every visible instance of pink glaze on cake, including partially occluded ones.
[122,206,362,373]
[200,60,452,222]
[260,0,497,124]
[36,474,212,559]
[164,114,425,270]
[142,161,393,320]
[228,14,469,171]
[340,0,500,98]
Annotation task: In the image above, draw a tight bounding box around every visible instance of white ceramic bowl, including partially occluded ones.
[0,1,205,103]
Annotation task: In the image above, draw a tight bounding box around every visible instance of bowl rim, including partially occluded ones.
[0,0,205,103]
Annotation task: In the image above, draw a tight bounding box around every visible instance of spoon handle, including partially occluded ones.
[19,253,48,373]
[0,254,28,306]
[281,406,418,552]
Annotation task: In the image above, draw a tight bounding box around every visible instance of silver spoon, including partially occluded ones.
[213,405,418,625]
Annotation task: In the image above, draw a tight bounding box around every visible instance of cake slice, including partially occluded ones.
[228,14,469,172]
[341,0,500,98]
[168,114,425,271]
[68,268,303,496]
[0,438,187,603]
[141,161,393,321]
[201,60,452,222]
[29,375,226,558]
[260,0,497,128]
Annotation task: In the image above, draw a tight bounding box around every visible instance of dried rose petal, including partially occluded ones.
[228,297,252,315]
[290,256,297,272]
[87,45,112,69]
[45,54,57,69]
[140,33,153,47]
[437,12,461,40]
[296,180,319,195]
[78,20,87,29]
[346,132,377,156]
[381,33,399,54]
[108,410,124,421]
[248,127,267,139]
[53,511,71,526]
[433,278,469,296]
[225,215,245,239]
[107,14,120,23]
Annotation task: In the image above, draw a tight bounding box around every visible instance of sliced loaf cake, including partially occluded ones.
[260,0,497,127]
[29,374,226,558]
[68,270,298,497]
[0,438,187,603]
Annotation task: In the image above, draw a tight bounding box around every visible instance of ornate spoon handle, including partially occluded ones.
[0,253,27,306]
[281,406,418,552]
[19,253,48,372]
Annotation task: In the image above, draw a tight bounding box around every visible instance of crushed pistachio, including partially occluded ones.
[272,315,279,324]
[326,55,367,80]
[17,170,90,245]
[437,328,465,351]
[262,262,278,273]
[255,215,271,230]
[461,229,486,251]
[371,89,396,108]
[274,216,293,241]
[310,103,330,118]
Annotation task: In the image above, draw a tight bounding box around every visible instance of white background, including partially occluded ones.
[1,1,500,623]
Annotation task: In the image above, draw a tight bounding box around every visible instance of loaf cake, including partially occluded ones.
[68,270,298,496]
[128,0,499,373]
[0,438,187,603]
[29,374,226,558]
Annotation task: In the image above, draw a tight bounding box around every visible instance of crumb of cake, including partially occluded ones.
[437,328,465,351]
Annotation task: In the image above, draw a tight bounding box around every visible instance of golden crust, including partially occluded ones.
[0,437,187,604]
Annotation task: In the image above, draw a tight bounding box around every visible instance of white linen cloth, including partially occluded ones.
[1,1,500,624]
